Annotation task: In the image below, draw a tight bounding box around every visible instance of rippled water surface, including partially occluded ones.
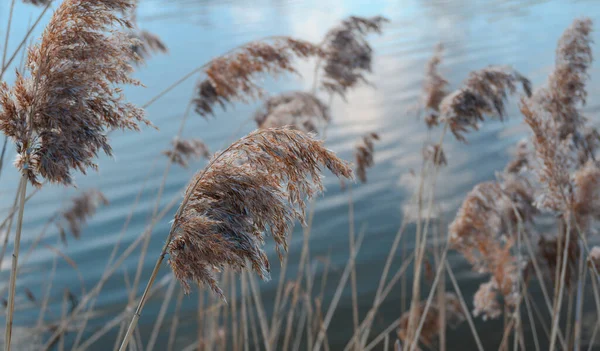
[1,0,600,349]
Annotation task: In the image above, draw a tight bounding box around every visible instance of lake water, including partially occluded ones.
[1,0,600,350]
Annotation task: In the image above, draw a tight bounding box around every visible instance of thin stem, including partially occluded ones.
[0,1,52,80]
[146,278,177,351]
[313,229,366,351]
[4,175,27,351]
[445,260,484,351]
[549,216,573,351]
[167,288,185,351]
[1,0,16,70]
[0,136,8,179]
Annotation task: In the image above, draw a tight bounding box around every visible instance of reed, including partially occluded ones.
[1,3,600,351]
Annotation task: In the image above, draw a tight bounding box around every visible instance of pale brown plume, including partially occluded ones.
[254,91,330,134]
[320,16,388,97]
[0,0,148,187]
[193,38,324,117]
[167,127,353,298]
[440,66,531,142]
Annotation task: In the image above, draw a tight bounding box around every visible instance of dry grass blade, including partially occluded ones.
[320,16,388,96]
[193,38,324,117]
[355,132,379,183]
[254,91,330,134]
[440,65,532,142]
[0,0,149,187]
[168,127,353,297]
[163,138,211,168]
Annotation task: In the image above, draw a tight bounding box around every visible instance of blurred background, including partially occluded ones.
[1,0,600,349]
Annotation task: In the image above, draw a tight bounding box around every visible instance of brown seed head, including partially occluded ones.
[354,132,379,183]
[254,91,330,134]
[163,138,211,168]
[129,30,168,64]
[193,38,324,118]
[60,190,109,241]
[422,44,449,128]
[473,281,502,320]
[450,176,535,318]
[320,16,388,97]
[0,0,149,186]
[22,0,52,5]
[167,128,352,298]
[440,66,531,142]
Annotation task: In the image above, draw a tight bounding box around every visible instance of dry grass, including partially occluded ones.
[0,4,599,351]
[254,91,330,134]
[167,127,352,297]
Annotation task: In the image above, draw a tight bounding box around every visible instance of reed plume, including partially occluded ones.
[129,30,168,64]
[320,16,388,96]
[22,0,52,5]
[128,0,168,64]
[397,293,465,347]
[0,0,148,186]
[449,175,536,319]
[440,66,532,142]
[355,132,379,183]
[521,18,593,212]
[163,138,210,168]
[254,91,330,134]
[58,190,108,241]
[193,38,324,117]
[472,281,502,320]
[167,127,352,297]
[422,44,449,128]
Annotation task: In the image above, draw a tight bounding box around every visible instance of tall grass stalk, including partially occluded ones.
[5,174,27,351]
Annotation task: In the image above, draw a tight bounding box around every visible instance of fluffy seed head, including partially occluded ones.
[22,0,52,5]
[440,66,531,142]
[320,16,388,97]
[355,132,379,183]
[0,0,149,187]
[60,190,108,242]
[450,176,535,318]
[473,281,502,320]
[254,91,330,134]
[520,18,594,212]
[193,38,324,118]
[167,128,352,298]
[422,44,449,128]
[129,30,168,64]
[163,138,211,168]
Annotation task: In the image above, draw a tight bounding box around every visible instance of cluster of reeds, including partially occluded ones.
[2,1,600,350]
